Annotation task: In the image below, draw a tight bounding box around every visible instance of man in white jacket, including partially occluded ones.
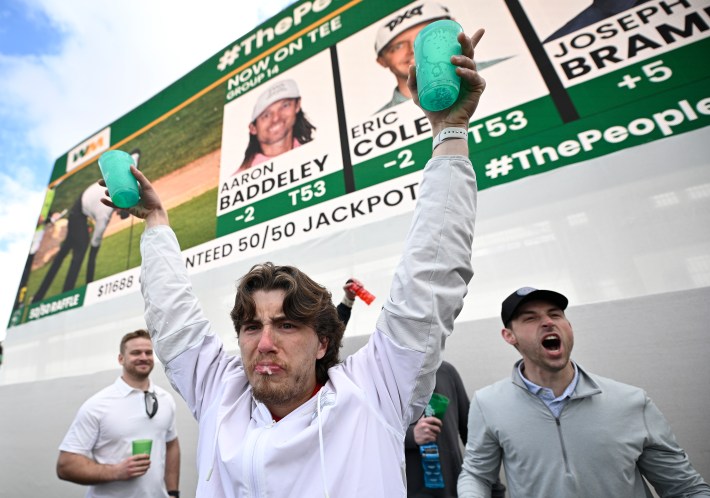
[103,28,485,498]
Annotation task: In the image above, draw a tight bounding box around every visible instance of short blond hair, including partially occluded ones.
[120,329,151,355]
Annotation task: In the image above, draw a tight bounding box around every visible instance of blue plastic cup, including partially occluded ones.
[414,20,464,112]
[98,150,140,208]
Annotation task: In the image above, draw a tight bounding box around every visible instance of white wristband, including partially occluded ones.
[432,127,468,151]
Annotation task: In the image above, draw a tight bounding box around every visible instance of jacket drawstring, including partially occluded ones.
[206,413,225,482]
[206,390,332,495]
[317,389,330,498]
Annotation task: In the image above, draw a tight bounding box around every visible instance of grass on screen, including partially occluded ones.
[25,187,217,303]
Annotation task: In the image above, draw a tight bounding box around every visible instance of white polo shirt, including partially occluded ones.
[59,377,178,498]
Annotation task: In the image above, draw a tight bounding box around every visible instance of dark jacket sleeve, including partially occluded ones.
[451,364,470,445]
[337,302,351,326]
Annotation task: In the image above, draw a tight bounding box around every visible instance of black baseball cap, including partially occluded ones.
[501,287,568,326]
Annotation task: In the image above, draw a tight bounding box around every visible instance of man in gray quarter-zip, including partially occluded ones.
[458,287,710,498]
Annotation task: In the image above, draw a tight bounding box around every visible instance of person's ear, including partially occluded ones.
[502,327,517,346]
[249,122,257,135]
[316,336,328,360]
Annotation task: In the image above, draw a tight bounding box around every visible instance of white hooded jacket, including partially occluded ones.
[140,155,477,497]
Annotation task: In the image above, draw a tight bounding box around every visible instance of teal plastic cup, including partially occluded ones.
[98,150,140,208]
[414,19,463,112]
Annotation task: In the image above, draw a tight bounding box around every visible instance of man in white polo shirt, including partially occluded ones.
[57,329,181,498]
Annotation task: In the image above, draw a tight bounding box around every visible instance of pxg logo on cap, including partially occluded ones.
[374,2,451,54]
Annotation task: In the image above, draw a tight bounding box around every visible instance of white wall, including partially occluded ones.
[1,127,709,495]
[1,287,708,497]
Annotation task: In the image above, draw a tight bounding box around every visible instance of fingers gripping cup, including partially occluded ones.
[98,150,140,208]
[132,439,152,456]
[414,20,464,112]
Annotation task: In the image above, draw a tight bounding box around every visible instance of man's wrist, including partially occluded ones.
[167,491,180,498]
[432,127,469,151]
[431,121,469,137]
[145,208,169,228]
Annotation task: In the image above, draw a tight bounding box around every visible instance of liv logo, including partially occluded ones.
[66,128,111,172]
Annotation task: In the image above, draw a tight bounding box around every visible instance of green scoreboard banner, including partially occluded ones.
[10,0,710,326]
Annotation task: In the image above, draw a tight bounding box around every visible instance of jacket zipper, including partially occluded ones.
[247,421,274,497]
[523,387,572,473]
[555,417,571,473]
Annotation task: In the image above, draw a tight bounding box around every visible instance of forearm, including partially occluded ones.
[145,207,169,228]
[141,225,211,365]
[638,397,710,496]
[376,155,476,423]
[380,156,476,346]
[141,225,233,416]
[336,301,352,326]
[404,423,419,450]
[459,399,502,498]
[457,470,491,498]
[56,451,120,485]
[164,438,180,492]
[380,155,476,333]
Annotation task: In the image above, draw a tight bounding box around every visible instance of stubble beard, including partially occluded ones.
[247,359,313,408]
[126,363,153,380]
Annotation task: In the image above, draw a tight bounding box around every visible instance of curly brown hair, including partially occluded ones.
[230,263,344,384]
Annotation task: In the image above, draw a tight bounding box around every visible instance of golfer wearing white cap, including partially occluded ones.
[235,78,316,173]
[374,2,453,113]
[374,2,510,114]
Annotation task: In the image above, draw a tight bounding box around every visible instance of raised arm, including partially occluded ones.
[374,29,485,427]
[102,164,234,416]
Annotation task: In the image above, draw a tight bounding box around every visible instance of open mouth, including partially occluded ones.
[542,334,561,351]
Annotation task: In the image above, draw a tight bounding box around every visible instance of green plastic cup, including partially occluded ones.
[98,150,140,208]
[428,393,450,419]
[414,19,463,112]
[132,439,152,456]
